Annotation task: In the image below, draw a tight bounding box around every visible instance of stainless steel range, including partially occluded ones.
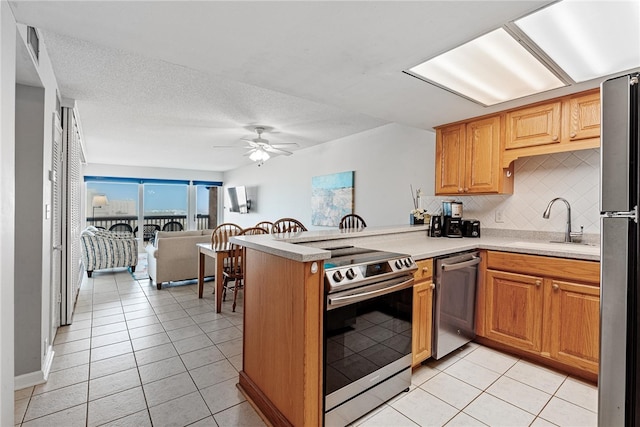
[323,246,417,426]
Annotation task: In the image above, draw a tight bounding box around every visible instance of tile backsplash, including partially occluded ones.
[423,149,600,235]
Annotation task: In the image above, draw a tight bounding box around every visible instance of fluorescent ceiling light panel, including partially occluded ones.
[515,0,640,83]
[409,28,565,106]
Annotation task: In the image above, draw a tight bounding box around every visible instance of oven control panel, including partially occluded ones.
[325,256,417,292]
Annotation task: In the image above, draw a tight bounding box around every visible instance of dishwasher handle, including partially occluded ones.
[441,255,481,271]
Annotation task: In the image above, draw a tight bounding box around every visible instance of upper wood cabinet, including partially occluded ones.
[435,123,465,195]
[434,89,601,188]
[502,89,600,167]
[505,101,562,149]
[565,91,601,142]
[435,116,514,195]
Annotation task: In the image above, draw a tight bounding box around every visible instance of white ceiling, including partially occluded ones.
[9,1,615,172]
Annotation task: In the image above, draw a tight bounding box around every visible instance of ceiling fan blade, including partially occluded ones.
[212,145,242,149]
[241,136,271,144]
[265,146,293,155]
[270,143,299,148]
[239,140,260,148]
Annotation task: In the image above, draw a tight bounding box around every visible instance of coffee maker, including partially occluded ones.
[429,215,442,237]
[442,201,463,238]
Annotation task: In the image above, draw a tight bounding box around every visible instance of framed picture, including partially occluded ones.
[311,171,354,226]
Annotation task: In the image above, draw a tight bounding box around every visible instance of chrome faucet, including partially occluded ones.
[542,197,583,243]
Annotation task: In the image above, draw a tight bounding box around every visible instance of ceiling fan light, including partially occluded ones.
[250,148,270,162]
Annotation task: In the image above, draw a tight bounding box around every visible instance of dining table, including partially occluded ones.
[196,242,230,313]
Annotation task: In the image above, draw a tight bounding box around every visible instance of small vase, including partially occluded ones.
[410,215,424,225]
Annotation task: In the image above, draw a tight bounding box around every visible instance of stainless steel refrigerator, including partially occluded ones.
[600,71,640,426]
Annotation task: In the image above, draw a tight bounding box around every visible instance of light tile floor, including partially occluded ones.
[14,268,598,426]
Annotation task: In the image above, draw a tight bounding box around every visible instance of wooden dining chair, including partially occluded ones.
[272,218,308,234]
[339,214,367,230]
[242,226,270,236]
[211,223,243,247]
[254,221,274,234]
[222,241,244,312]
[210,223,243,296]
[221,227,268,312]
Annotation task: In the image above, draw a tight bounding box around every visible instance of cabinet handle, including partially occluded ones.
[535,280,541,287]
[552,283,559,291]
[570,132,577,138]
[552,135,558,141]
[422,267,429,274]
[430,283,435,290]
[458,188,463,193]
[464,188,469,192]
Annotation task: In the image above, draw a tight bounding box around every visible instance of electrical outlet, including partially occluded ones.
[495,209,505,223]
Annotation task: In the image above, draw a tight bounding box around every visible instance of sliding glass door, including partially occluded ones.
[86,181,139,232]
[194,183,219,230]
[142,183,188,237]
[85,177,222,234]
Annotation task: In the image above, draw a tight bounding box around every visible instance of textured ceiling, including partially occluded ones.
[9,0,607,172]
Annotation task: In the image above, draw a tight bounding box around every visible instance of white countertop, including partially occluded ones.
[231,225,600,262]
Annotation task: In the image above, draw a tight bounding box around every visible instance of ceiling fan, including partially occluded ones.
[214,126,299,166]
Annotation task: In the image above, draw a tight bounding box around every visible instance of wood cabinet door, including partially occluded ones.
[566,91,600,142]
[485,269,543,352]
[412,281,434,366]
[465,115,501,193]
[414,258,433,282]
[548,279,600,374]
[435,124,465,195]
[505,101,561,149]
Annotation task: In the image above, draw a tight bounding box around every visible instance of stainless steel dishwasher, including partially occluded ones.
[433,251,481,359]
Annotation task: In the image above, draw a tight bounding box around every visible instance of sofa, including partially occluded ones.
[146,229,216,290]
[80,227,138,277]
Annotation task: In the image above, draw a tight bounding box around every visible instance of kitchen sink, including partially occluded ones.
[506,241,600,254]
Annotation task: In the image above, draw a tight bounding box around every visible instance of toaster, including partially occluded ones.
[462,219,481,238]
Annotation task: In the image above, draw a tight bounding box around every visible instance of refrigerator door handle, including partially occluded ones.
[604,205,638,223]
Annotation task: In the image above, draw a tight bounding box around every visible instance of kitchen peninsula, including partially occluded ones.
[231,226,600,426]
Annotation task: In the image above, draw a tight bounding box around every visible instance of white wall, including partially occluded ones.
[223,122,600,236]
[0,1,16,423]
[222,123,435,229]
[15,84,45,377]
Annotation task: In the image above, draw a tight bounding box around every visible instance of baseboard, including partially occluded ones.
[42,345,55,380]
[14,346,54,390]
[238,371,292,426]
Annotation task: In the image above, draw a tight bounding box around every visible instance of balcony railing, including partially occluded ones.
[87,214,211,234]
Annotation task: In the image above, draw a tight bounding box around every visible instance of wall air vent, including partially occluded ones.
[27,26,39,64]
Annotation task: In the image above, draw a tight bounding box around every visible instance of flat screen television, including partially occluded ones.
[227,186,249,213]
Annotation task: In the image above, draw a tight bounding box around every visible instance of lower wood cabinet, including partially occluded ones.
[548,279,600,374]
[485,269,543,352]
[412,258,434,367]
[482,251,600,377]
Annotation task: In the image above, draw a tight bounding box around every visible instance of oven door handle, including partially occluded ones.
[327,277,414,309]
[441,256,481,271]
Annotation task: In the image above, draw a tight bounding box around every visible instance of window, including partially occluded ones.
[85,177,222,233]
[86,182,138,232]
